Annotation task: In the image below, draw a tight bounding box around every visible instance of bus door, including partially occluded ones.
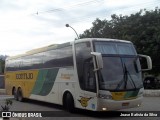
[75,42,97,110]
[83,58,97,111]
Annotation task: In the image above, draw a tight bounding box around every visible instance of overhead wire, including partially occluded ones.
[35,0,160,24]
[60,0,160,24]
[35,0,102,15]
[3,0,159,53]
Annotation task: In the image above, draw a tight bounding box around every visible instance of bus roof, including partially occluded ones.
[73,38,132,44]
[6,38,132,60]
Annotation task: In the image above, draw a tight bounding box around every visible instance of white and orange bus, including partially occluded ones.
[5,38,152,112]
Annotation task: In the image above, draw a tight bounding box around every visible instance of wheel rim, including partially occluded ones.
[13,89,17,99]
[17,89,23,101]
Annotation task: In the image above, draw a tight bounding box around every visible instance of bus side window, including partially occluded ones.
[83,58,96,92]
[76,42,96,92]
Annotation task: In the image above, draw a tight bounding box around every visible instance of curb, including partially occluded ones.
[0,89,6,95]
[0,95,14,100]
[143,90,160,97]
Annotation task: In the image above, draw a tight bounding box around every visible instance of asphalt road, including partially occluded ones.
[0,96,159,120]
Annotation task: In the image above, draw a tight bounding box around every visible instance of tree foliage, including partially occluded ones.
[79,7,160,74]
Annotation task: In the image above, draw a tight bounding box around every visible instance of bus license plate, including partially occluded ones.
[122,102,129,106]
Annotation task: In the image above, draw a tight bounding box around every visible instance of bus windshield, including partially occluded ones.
[94,41,143,91]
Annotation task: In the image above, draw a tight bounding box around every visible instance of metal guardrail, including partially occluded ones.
[143,90,160,97]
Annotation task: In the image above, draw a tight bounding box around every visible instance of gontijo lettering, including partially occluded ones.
[16,73,33,79]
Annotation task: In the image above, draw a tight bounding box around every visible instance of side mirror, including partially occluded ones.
[91,52,103,71]
[138,54,152,71]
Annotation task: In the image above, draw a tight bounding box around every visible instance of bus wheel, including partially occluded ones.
[65,93,75,113]
[13,88,17,100]
[17,88,24,102]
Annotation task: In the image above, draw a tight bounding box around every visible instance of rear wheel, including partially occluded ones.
[17,88,24,102]
[13,88,17,100]
[65,93,75,113]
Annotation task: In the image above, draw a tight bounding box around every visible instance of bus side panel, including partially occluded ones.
[29,68,59,102]
[58,67,75,105]
[5,70,39,97]
[29,67,76,105]
[33,67,76,105]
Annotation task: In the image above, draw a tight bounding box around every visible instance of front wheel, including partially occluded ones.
[65,93,75,113]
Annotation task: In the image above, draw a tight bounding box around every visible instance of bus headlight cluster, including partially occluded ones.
[98,94,112,99]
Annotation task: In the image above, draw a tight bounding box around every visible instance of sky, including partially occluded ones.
[0,0,159,56]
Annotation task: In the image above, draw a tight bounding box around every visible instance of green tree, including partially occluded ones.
[79,7,160,75]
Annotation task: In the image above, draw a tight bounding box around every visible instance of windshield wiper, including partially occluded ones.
[115,62,127,90]
[116,62,137,90]
[124,63,137,90]
[124,64,128,89]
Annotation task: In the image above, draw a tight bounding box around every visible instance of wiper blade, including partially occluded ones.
[116,63,127,90]
[124,64,128,89]
[124,63,137,89]
[116,62,137,90]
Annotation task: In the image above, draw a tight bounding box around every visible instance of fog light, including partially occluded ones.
[137,104,141,107]
[102,108,107,111]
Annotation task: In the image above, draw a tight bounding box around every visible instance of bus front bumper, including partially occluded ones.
[96,96,143,111]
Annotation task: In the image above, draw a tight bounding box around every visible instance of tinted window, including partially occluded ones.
[21,56,32,70]
[32,53,44,69]
[43,46,73,68]
[6,45,73,71]
[76,42,96,92]
[94,41,136,55]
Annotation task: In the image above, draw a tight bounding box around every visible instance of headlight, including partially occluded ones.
[98,94,112,99]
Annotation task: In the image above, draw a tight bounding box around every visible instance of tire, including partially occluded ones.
[65,93,75,113]
[17,88,24,102]
[13,88,17,100]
